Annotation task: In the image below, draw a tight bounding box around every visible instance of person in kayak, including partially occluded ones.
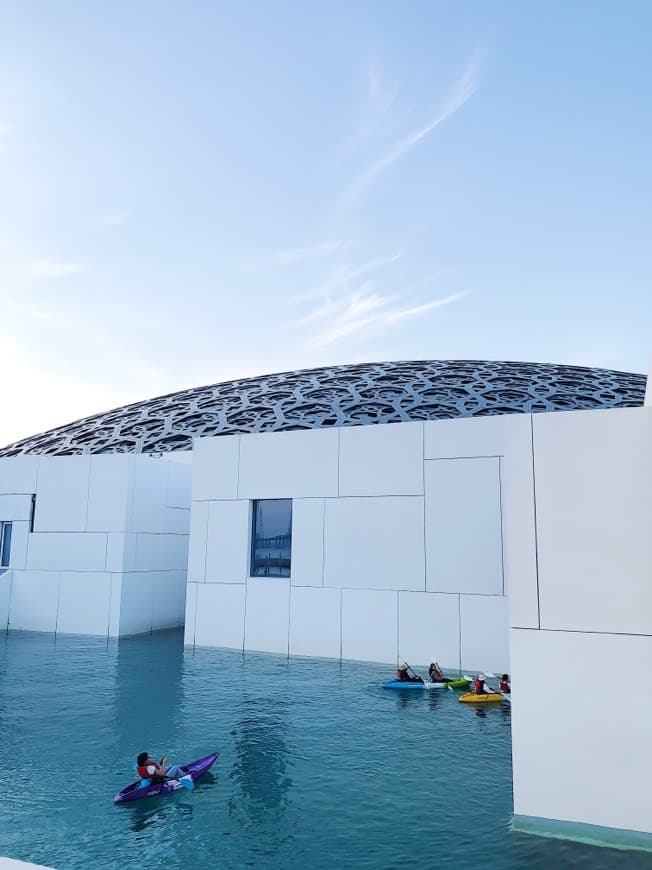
[396,664,422,683]
[499,674,511,694]
[473,674,491,695]
[136,752,185,784]
[428,661,451,683]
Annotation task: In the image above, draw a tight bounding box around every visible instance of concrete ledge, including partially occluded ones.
[513,815,652,853]
[0,859,54,869]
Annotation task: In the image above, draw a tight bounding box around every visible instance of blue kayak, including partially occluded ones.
[382,680,444,690]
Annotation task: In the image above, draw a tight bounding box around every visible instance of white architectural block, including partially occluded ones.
[187,502,209,582]
[34,456,90,532]
[398,592,460,671]
[511,627,652,834]
[106,533,126,572]
[324,496,425,591]
[192,435,240,501]
[165,507,190,535]
[533,408,652,634]
[425,458,503,595]
[0,456,38,494]
[502,414,539,628]
[459,594,509,673]
[424,415,506,459]
[290,498,324,586]
[0,570,12,629]
[151,571,186,628]
[6,521,29,570]
[0,494,32,520]
[244,578,290,654]
[184,582,198,644]
[205,500,250,582]
[341,588,397,664]
[238,429,339,499]
[56,571,112,635]
[108,573,122,636]
[119,573,154,635]
[129,457,167,533]
[289,586,341,658]
[86,455,131,532]
[9,570,60,632]
[195,582,246,649]
[339,421,424,496]
[26,532,108,572]
[133,534,188,571]
[166,460,192,508]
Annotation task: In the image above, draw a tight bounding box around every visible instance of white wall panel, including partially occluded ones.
[511,628,652,834]
[119,572,154,635]
[133,534,188,571]
[192,435,240,501]
[205,500,250,582]
[57,571,112,635]
[425,458,503,595]
[290,498,324,586]
[9,570,60,632]
[289,586,340,658]
[339,422,424,496]
[26,532,108,572]
[130,457,168,533]
[398,592,460,671]
[86,455,131,532]
[502,414,539,628]
[0,456,38,494]
[341,588,397,664]
[0,494,32,520]
[238,429,339,499]
[166,460,192,508]
[324,496,425,591]
[108,573,122,637]
[165,507,190,535]
[424,415,506,459]
[34,456,90,532]
[184,582,198,644]
[187,502,209,582]
[533,407,652,634]
[106,533,126,572]
[244,578,290,654]
[459,594,509,674]
[151,571,186,628]
[0,570,12,629]
[6,521,29,570]
[195,582,246,649]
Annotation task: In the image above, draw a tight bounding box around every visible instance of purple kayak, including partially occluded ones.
[114,752,219,803]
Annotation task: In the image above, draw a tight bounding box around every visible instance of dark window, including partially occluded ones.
[29,494,36,533]
[0,522,12,568]
[250,499,292,578]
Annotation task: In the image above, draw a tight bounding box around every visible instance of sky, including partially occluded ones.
[1,1,650,446]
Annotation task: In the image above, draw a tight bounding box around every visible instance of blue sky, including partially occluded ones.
[1,1,650,444]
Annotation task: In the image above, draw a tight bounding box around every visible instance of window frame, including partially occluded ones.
[0,521,12,568]
[249,499,292,579]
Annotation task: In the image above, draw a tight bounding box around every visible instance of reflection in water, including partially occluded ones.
[228,695,292,850]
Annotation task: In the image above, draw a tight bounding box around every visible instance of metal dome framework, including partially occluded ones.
[0,360,645,456]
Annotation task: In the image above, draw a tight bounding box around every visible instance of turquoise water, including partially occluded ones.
[0,630,650,870]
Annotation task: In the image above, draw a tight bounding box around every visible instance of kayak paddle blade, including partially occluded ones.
[180,775,194,791]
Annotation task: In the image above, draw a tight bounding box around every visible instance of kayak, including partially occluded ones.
[382,677,470,691]
[114,752,219,803]
[459,692,504,704]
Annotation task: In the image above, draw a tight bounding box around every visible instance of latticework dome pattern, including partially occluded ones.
[0,360,645,456]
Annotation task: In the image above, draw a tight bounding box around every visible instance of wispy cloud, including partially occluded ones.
[291,253,403,304]
[307,289,468,349]
[344,52,483,200]
[339,61,401,159]
[19,260,85,280]
[246,240,352,272]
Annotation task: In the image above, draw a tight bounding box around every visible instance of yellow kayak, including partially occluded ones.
[459,692,504,704]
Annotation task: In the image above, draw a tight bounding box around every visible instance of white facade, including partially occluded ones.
[185,416,511,672]
[503,405,652,845]
[0,453,191,637]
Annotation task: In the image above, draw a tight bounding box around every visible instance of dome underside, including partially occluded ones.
[0,360,645,456]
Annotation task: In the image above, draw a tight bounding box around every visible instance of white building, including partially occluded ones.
[0,359,649,849]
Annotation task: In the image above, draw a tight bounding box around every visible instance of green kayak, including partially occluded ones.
[439,677,470,689]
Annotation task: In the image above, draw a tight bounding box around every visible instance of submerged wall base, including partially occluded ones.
[513,815,652,854]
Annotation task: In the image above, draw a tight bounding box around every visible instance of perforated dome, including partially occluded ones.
[0,360,645,456]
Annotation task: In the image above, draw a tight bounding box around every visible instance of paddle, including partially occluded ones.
[402,661,424,683]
